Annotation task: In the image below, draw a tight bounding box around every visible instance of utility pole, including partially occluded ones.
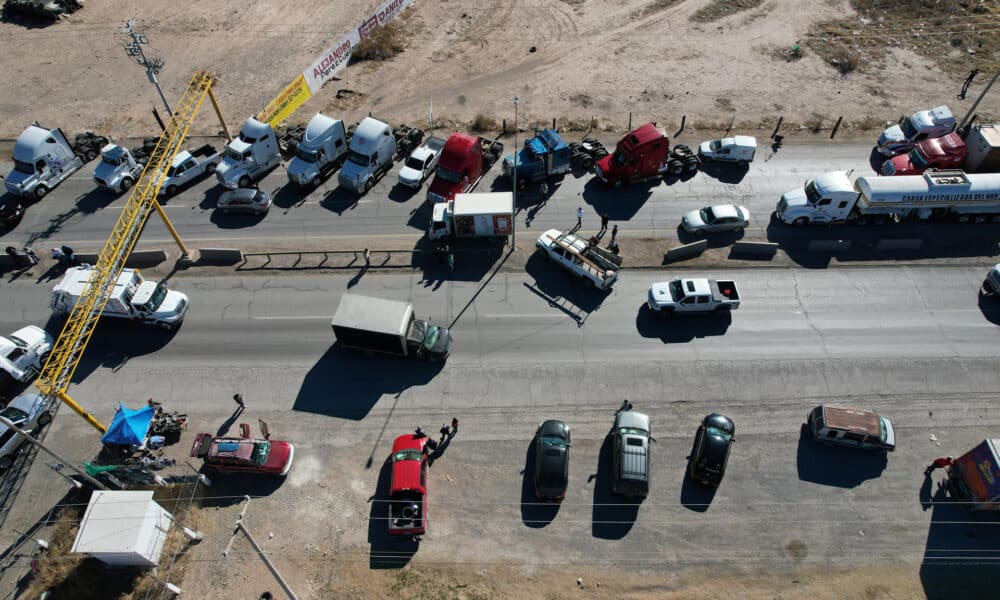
[122,19,173,118]
[512,96,519,251]
[0,416,107,490]
[959,69,1000,133]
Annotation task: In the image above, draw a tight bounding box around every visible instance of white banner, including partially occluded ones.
[303,0,415,93]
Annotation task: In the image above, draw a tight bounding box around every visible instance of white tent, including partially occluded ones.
[71,490,172,567]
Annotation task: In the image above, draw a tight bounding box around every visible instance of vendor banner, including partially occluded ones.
[303,0,415,93]
[258,73,313,126]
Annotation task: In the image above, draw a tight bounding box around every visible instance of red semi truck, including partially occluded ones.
[594,122,698,187]
[426,133,503,204]
[881,125,1000,176]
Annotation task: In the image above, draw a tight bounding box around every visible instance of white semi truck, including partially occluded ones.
[776,170,1000,226]
[286,113,349,187]
[338,117,396,195]
[4,124,84,199]
[429,192,513,240]
[51,267,190,330]
[216,118,281,189]
[92,144,144,194]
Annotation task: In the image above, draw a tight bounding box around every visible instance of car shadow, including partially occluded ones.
[677,225,745,248]
[196,186,225,211]
[591,433,640,539]
[679,431,718,511]
[368,456,419,568]
[635,304,731,343]
[978,291,1000,326]
[580,177,656,221]
[523,252,613,324]
[520,437,560,528]
[388,184,420,203]
[869,146,890,172]
[795,424,887,488]
[292,345,444,420]
[195,472,287,507]
[209,209,268,229]
[698,161,749,184]
[319,187,364,215]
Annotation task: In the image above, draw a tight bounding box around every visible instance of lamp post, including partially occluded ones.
[512,96,519,251]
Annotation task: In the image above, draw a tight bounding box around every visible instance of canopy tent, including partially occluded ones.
[71,490,172,567]
[100,403,155,446]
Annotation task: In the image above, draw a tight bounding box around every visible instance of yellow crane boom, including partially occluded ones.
[35,70,223,433]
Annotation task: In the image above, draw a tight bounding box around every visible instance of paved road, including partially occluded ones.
[0,139,877,251]
[2,265,999,596]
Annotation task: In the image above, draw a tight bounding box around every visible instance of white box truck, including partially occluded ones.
[429,192,514,240]
[51,267,189,330]
[4,124,84,199]
[337,117,396,195]
[92,144,144,194]
[286,113,349,187]
[215,118,281,189]
[964,124,1000,173]
[331,293,451,361]
[776,170,1000,226]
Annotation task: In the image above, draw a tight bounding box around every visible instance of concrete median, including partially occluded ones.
[664,240,708,263]
[198,248,244,264]
[729,241,779,259]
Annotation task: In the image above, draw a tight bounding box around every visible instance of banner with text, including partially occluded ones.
[258,74,313,126]
[303,0,414,93]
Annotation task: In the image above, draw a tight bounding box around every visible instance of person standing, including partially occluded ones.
[23,246,38,266]
[575,206,584,229]
[439,423,451,442]
[233,393,246,412]
[610,224,619,246]
[600,213,609,234]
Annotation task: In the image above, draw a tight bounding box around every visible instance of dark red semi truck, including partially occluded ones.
[426,132,503,204]
[593,122,698,188]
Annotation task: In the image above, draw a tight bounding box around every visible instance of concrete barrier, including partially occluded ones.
[73,250,168,267]
[664,240,708,263]
[807,239,853,252]
[730,241,779,259]
[198,248,243,264]
[875,238,923,252]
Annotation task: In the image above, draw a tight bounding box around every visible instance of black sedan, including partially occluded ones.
[687,413,735,488]
[534,420,571,501]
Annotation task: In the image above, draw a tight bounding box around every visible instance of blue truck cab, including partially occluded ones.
[503,128,573,183]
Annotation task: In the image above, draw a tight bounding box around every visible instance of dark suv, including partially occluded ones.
[687,413,735,488]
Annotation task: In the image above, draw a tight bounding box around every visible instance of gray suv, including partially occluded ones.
[611,409,651,498]
[0,394,52,470]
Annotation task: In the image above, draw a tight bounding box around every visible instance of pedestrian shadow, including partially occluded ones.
[215,407,245,437]
[590,433,640,539]
[520,438,560,528]
[368,456,419,568]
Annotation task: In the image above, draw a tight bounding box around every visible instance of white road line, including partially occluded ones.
[482,314,565,318]
[250,315,331,320]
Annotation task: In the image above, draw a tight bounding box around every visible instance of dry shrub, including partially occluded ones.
[690,0,765,22]
[351,22,406,63]
[471,113,498,133]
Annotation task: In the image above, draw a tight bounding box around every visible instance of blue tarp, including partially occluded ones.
[100,403,155,446]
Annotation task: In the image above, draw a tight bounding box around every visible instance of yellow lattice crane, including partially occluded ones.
[35,70,230,433]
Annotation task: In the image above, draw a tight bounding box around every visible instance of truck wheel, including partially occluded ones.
[614,180,624,190]
[120,178,134,193]
[792,217,809,227]
[539,182,549,197]
[85,149,97,162]
[165,185,178,197]
[238,176,252,189]
[668,160,683,176]
[37,412,52,427]
[362,179,373,194]
[206,162,217,174]
[33,186,49,200]
[0,455,12,471]
[684,157,699,172]
[582,156,594,170]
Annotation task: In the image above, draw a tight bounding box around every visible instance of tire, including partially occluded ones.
[85,149,97,162]
[238,176,252,189]
[582,156,594,169]
[0,455,12,471]
[33,185,48,200]
[120,178,133,193]
[668,160,683,176]
[613,180,624,190]
[362,178,373,194]
[206,162,217,174]
[165,185,178,197]
[38,351,50,368]
[37,412,52,427]
[673,144,692,157]
[792,217,809,227]
[684,157,699,172]
[733,226,744,234]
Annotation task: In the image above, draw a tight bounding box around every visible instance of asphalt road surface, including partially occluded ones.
[2,265,999,597]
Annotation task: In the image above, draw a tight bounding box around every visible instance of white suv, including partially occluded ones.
[535,229,619,290]
[0,394,53,470]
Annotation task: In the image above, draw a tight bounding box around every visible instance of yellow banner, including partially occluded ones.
[258,74,312,126]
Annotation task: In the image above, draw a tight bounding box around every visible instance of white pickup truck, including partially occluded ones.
[0,326,53,386]
[647,278,740,313]
[159,144,222,197]
[398,135,446,188]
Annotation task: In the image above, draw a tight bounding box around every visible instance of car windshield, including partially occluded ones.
[0,406,28,421]
[251,441,271,466]
[669,279,684,302]
[700,207,715,223]
[709,140,722,151]
[296,147,319,163]
[138,283,169,312]
[422,325,440,351]
[405,157,425,171]
[804,181,822,203]
[879,418,888,442]
[705,426,732,442]
[618,427,647,436]
[540,436,567,447]
[347,150,370,167]
[13,160,35,175]
[7,335,28,348]
[612,149,626,167]
[900,118,919,139]
[908,148,928,168]
[393,449,423,462]
[435,166,461,183]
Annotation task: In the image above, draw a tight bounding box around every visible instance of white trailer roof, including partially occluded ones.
[453,192,513,217]
[53,267,135,298]
[331,293,412,337]
[856,171,1000,204]
[71,490,172,567]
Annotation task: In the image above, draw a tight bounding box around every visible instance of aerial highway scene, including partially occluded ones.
[0,0,999,598]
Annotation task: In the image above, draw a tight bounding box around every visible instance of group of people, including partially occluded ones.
[415,418,459,465]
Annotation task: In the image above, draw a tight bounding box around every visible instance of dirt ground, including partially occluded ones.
[0,0,993,142]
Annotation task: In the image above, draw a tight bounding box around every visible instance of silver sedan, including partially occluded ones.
[681,204,750,234]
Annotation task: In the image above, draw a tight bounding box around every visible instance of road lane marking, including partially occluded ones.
[251,315,331,320]
[482,314,565,318]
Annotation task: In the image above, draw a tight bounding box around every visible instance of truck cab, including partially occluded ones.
[5,124,84,199]
[775,171,859,225]
[0,326,53,387]
[502,128,572,183]
[881,132,966,176]
[594,123,670,187]
[877,105,955,156]
[427,133,486,204]
[337,117,395,194]
[215,118,280,189]
[286,113,348,187]
[93,144,143,194]
[647,278,740,313]
[130,280,190,329]
[50,267,189,329]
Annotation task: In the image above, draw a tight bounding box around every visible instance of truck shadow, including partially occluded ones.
[412,237,505,288]
[520,438,560,528]
[368,456,419,568]
[868,146,889,172]
[319,187,364,215]
[271,183,310,210]
[66,320,179,385]
[580,178,656,222]
[765,216,1000,269]
[388,184,420,203]
[74,189,116,214]
[698,162,749,184]
[634,304,731,343]
[523,252,613,325]
[978,291,1000,326]
[405,203,430,234]
[676,226,745,248]
[919,479,1000,600]
[293,345,444,420]
[591,433,640,539]
[795,424,887,488]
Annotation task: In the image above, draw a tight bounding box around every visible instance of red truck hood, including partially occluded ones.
[264,440,294,472]
[427,176,461,200]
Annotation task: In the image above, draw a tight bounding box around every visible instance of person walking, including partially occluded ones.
[609,224,619,246]
[439,423,451,442]
[232,393,246,412]
[925,457,953,475]
[575,206,584,230]
[600,213,609,234]
[450,417,459,437]
[61,245,75,264]
[414,427,427,439]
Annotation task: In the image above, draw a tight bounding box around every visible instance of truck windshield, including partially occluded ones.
[908,148,928,168]
[138,283,169,312]
[611,149,626,167]
[668,280,684,302]
[224,148,243,162]
[296,147,320,163]
[6,335,28,348]
[238,133,258,144]
[405,157,425,171]
[13,160,35,175]
[101,154,124,166]
[422,325,440,351]
[900,118,919,139]
[804,181,822,203]
[347,150,370,167]
[709,140,722,151]
[435,167,461,183]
